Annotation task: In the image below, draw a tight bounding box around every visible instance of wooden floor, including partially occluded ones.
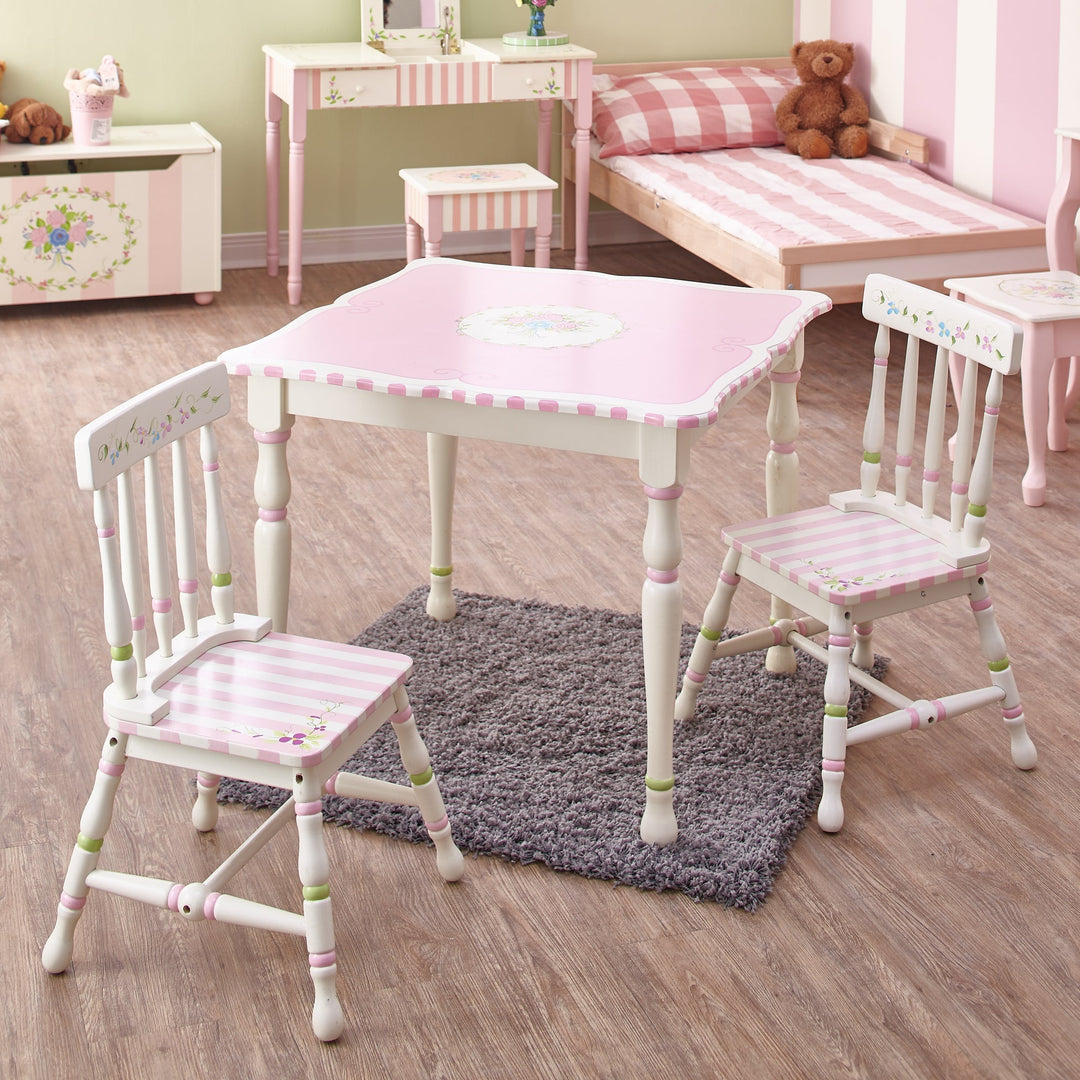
[5,244,1079,1079]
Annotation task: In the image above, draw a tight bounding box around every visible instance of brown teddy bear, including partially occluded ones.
[4,97,71,145]
[775,40,869,160]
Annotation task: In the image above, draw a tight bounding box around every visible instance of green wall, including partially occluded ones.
[2,1,793,236]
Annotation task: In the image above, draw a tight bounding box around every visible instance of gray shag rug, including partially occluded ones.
[218,589,885,910]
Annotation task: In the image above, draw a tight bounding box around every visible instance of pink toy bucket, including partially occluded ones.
[68,91,114,146]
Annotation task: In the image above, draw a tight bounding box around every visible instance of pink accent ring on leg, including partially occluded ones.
[60,892,87,911]
[391,707,414,725]
[822,759,846,772]
[642,484,684,500]
[646,567,679,584]
[685,668,706,684]
[254,430,291,444]
[258,507,288,522]
[308,950,337,968]
[425,815,450,834]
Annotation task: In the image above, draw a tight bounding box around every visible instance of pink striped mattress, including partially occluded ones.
[594,143,1043,256]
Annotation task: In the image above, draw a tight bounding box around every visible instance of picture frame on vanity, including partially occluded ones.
[367,0,460,55]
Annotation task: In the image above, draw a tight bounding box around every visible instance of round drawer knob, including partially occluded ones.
[524,78,534,85]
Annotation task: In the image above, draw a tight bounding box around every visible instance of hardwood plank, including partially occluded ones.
[5,244,1080,1078]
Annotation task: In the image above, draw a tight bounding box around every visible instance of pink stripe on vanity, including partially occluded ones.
[149,161,183,296]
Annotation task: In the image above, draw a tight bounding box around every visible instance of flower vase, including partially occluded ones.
[502,3,569,47]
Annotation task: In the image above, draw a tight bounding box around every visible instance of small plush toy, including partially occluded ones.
[0,60,7,123]
[775,39,869,160]
[4,97,71,144]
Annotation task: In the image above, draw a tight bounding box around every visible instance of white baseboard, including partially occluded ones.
[221,211,660,271]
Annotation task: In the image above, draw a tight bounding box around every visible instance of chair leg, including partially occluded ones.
[968,577,1037,770]
[389,687,465,882]
[42,731,128,973]
[818,610,853,833]
[675,547,741,721]
[192,772,221,832]
[294,774,344,1043]
[852,621,875,669]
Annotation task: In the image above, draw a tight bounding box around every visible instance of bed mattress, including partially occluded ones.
[594,143,1044,258]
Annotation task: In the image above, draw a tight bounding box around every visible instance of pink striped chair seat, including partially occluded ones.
[110,634,412,768]
[722,505,986,606]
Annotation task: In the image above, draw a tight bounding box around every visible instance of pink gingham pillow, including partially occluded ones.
[591,67,797,159]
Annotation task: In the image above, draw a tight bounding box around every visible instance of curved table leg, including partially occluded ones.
[639,483,684,846]
[254,428,294,631]
[764,335,804,673]
[427,432,458,621]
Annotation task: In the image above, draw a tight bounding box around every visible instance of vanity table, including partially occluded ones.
[264,0,595,303]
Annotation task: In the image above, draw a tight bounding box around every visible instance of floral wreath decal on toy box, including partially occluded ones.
[0,184,137,293]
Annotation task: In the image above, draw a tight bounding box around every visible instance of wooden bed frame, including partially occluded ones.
[561,57,1049,303]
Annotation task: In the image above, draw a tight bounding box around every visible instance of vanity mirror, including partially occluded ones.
[366,0,460,54]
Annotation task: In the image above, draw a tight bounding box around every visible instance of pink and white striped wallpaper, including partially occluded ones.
[794,0,1080,223]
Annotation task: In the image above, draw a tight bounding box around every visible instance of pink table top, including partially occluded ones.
[222,259,831,428]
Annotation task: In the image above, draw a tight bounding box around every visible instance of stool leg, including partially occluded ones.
[405,218,422,263]
[534,192,553,268]
[509,228,526,267]
[425,196,443,259]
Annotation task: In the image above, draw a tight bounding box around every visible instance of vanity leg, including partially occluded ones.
[536,98,553,177]
[573,59,593,270]
[639,483,684,846]
[286,71,308,306]
[427,432,458,622]
[764,336,804,673]
[265,56,281,277]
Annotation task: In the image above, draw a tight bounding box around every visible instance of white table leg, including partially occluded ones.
[764,335,804,673]
[249,378,296,631]
[427,432,458,621]
[639,483,684,845]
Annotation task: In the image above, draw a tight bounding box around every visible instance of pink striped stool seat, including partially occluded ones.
[722,504,987,606]
[109,633,412,768]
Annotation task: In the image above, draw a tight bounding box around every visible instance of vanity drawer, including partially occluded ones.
[491,62,566,101]
[318,67,398,108]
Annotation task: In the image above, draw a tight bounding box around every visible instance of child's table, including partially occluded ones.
[221,258,831,844]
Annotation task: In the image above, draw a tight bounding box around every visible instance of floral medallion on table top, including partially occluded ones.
[457,305,626,349]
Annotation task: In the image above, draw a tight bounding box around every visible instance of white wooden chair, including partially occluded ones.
[675,275,1037,833]
[42,361,464,1041]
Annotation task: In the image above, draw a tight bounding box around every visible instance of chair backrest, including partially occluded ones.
[847,275,1023,564]
[73,362,234,700]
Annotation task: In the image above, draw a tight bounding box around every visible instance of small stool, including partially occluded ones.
[400,163,558,267]
[945,271,1080,506]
